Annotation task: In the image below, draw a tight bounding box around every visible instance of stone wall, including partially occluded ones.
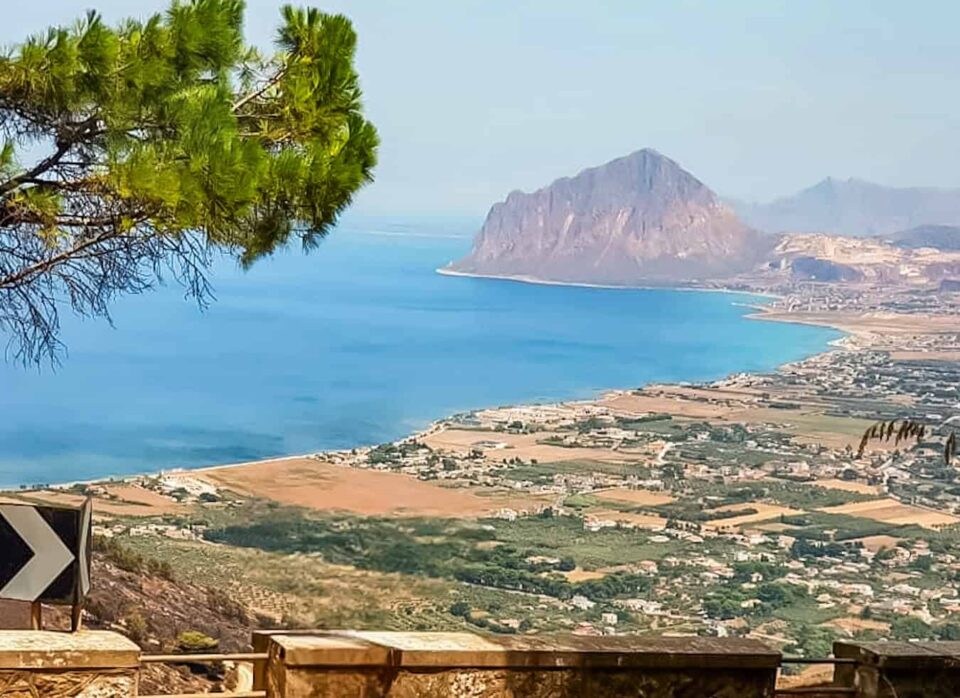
[263,631,780,698]
[5,628,960,698]
[834,640,960,698]
[0,631,139,698]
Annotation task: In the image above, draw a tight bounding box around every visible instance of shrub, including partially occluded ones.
[448,601,471,618]
[124,612,149,645]
[891,616,932,641]
[176,631,219,653]
[93,536,176,581]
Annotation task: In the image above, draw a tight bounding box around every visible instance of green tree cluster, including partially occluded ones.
[208,513,657,603]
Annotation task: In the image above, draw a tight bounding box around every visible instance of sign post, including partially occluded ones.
[0,498,92,631]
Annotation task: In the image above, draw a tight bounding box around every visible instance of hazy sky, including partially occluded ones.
[3,1,958,216]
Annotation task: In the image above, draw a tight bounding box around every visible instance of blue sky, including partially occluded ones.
[4,1,958,215]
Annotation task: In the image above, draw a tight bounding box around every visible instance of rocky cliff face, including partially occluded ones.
[448,149,770,285]
[768,233,960,286]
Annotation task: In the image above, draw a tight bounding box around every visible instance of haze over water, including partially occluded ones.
[0,217,841,488]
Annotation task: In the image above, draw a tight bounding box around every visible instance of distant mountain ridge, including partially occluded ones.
[447,149,770,285]
[735,178,960,237]
[883,225,960,251]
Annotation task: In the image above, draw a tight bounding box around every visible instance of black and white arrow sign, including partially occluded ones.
[0,499,92,605]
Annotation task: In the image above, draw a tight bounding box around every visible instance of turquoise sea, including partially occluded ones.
[0,216,841,488]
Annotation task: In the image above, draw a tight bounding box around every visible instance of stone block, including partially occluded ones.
[0,630,139,697]
[834,640,960,698]
[265,631,780,698]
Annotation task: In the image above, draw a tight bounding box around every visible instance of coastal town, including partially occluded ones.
[11,281,960,672]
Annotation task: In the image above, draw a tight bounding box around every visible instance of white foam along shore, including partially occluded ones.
[436,267,782,300]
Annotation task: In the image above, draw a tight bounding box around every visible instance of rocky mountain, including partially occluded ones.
[735,178,960,237]
[767,233,960,286]
[447,149,771,285]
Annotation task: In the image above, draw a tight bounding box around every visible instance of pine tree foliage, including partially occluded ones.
[0,0,378,362]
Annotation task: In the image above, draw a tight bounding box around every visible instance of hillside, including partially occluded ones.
[736,178,960,237]
[15,547,260,695]
[447,149,771,285]
[767,233,960,285]
[883,225,960,251]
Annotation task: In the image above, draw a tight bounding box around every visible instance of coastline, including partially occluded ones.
[192,296,893,483]
[29,289,851,492]
[436,267,782,300]
[746,306,854,334]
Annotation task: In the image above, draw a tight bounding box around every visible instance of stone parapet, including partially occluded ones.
[0,630,139,697]
[264,631,780,698]
[834,640,960,698]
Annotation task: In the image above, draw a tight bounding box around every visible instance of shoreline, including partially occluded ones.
[22,292,851,493]
[436,267,782,300]
[746,306,853,334]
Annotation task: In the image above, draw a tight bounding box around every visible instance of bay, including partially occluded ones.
[0,216,841,487]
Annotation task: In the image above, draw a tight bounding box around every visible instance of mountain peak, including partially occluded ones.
[620,147,674,165]
[447,150,768,285]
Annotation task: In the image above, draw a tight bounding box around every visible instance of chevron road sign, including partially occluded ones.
[0,499,92,609]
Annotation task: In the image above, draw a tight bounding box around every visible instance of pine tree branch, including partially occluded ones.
[0,230,121,289]
[231,65,288,113]
[0,141,73,195]
[0,117,101,195]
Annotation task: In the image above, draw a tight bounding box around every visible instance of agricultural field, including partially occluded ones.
[819,499,960,530]
[592,488,674,507]
[422,428,634,463]
[196,457,549,517]
[13,302,960,656]
[815,479,883,496]
[585,510,669,530]
[701,503,805,531]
